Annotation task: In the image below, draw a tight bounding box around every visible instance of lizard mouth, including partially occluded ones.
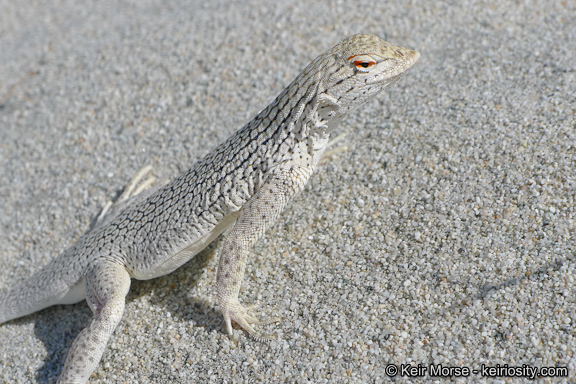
[368,49,420,85]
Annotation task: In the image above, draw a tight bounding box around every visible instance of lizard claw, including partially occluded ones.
[220,300,277,342]
[221,299,258,336]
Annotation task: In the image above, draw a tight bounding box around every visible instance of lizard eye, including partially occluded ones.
[347,54,377,72]
[355,61,374,68]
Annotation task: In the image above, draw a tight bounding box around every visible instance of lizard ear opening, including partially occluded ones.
[347,54,377,72]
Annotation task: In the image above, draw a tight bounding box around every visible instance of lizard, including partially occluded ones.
[0,34,419,383]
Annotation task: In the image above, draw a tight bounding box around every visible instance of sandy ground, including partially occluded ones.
[0,0,574,382]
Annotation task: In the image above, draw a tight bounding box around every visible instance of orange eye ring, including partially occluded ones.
[348,54,377,70]
[354,60,375,69]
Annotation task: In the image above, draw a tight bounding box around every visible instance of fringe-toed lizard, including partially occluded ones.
[0,34,419,383]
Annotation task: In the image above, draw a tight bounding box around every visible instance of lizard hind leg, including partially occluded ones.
[57,260,131,384]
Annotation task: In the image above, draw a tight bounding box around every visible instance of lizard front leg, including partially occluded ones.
[216,163,314,338]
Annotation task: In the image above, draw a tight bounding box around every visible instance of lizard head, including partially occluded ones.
[318,34,420,116]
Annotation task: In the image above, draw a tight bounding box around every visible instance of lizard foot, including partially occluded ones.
[117,165,156,202]
[319,133,349,165]
[96,165,156,225]
[221,299,277,342]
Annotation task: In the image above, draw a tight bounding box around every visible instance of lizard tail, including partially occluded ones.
[0,259,86,324]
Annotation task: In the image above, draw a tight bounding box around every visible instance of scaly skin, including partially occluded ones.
[0,34,419,383]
